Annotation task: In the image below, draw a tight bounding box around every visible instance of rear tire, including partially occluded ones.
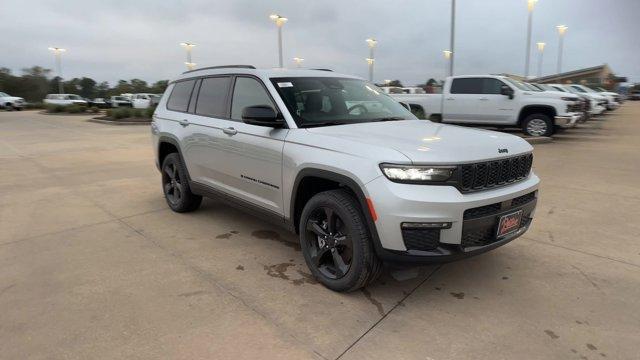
[299,189,382,292]
[522,114,553,137]
[161,153,202,212]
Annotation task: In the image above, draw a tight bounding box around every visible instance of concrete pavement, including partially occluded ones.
[0,106,638,359]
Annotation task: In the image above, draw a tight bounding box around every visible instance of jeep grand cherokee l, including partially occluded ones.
[151,65,539,292]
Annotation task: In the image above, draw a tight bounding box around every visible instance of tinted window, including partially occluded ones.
[450,78,483,94]
[195,77,231,117]
[167,80,196,112]
[231,77,276,120]
[482,78,506,94]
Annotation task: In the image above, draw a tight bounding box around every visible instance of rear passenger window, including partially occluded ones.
[167,80,196,112]
[450,78,483,94]
[231,77,276,120]
[195,77,231,117]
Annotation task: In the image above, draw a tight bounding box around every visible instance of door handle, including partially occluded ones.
[479,97,489,101]
[445,97,455,101]
[222,127,238,136]
[179,119,189,127]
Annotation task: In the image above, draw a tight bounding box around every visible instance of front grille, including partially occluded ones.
[511,191,536,207]
[463,203,501,220]
[567,103,582,112]
[402,228,440,251]
[461,218,532,248]
[464,191,537,220]
[584,99,591,111]
[459,153,533,192]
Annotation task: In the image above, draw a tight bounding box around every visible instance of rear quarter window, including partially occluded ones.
[167,80,196,112]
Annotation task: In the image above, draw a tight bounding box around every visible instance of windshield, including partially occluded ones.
[504,78,529,91]
[270,77,416,127]
[0,92,8,97]
[68,95,82,100]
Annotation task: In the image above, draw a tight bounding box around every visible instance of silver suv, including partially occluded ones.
[151,65,540,292]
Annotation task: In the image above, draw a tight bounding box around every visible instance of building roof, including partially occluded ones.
[530,64,610,82]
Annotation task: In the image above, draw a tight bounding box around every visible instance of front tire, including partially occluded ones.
[299,189,382,292]
[522,114,554,137]
[161,153,202,212]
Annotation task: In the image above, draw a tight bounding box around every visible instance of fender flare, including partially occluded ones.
[290,168,384,255]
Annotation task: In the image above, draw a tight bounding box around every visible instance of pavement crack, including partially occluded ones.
[335,265,442,360]
[522,236,640,269]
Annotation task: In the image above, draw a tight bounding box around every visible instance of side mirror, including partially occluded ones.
[241,105,285,127]
[399,101,411,110]
[500,85,514,99]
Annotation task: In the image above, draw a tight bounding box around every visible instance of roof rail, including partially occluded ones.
[182,65,256,74]
[310,68,333,72]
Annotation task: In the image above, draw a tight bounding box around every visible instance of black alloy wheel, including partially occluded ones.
[304,206,353,279]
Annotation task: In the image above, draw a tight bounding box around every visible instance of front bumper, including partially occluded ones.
[606,102,620,110]
[554,113,580,128]
[365,173,539,263]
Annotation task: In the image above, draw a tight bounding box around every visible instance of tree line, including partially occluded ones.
[0,66,168,102]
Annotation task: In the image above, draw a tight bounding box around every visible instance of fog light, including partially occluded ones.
[401,222,452,229]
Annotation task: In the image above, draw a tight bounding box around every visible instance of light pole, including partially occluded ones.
[180,42,196,70]
[524,0,538,78]
[443,50,452,78]
[270,14,288,68]
[536,42,545,77]
[449,0,456,76]
[293,57,304,68]
[48,47,66,94]
[366,38,377,82]
[556,25,568,73]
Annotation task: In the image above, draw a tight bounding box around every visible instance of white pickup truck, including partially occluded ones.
[392,75,583,137]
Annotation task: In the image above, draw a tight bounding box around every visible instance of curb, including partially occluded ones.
[523,136,553,144]
[88,118,150,126]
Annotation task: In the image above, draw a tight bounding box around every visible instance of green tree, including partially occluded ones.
[79,77,97,98]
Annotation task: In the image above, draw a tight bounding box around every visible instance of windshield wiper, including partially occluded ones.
[372,116,406,122]
[302,121,348,128]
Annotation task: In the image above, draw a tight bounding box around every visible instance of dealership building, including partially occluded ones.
[531,64,627,90]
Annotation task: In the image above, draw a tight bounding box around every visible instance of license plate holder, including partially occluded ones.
[496,210,523,238]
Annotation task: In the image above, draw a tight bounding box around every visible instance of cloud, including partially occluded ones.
[0,0,638,85]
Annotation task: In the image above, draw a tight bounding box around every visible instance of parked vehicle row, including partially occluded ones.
[40,93,162,109]
[391,75,622,137]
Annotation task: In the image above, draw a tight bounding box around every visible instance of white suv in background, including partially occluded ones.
[549,84,606,116]
[44,94,88,106]
[0,92,25,110]
[151,66,539,292]
[132,93,161,109]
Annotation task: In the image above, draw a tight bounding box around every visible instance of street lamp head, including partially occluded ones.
[365,38,378,48]
[536,42,546,51]
[527,0,538,11]
[180,42,196,48]
[556,25,568,35]
[443,50,452,59]
[293,57,304,62]
[48,47,66,52]
[270,14,287,26]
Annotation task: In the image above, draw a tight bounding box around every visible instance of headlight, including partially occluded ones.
[380,164,455,183]
[561,97,577,101]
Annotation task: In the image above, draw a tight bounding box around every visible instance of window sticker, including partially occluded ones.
[278,82,294,88]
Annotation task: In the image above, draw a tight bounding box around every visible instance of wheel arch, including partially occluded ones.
[290,168,382,253]
[157,135,192,182]
[518,105,556,125]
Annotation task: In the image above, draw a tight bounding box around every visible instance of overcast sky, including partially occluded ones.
[1,0,638,86]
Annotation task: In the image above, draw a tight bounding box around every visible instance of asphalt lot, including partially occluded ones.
[1,106,639,360]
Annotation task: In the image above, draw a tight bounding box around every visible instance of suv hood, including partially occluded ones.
[306,120,532,164]
[1,96,24,101]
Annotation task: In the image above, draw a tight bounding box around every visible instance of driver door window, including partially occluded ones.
[231,77,276,120]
